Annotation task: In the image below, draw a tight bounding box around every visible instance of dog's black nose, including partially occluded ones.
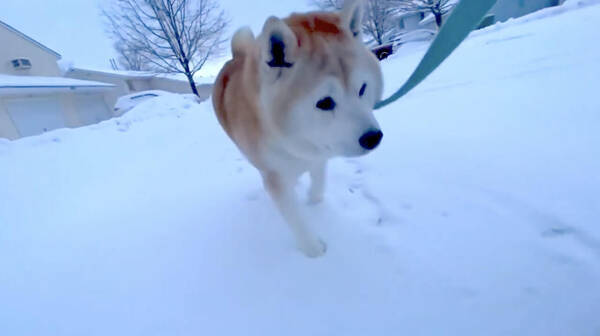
[359,130,383,150]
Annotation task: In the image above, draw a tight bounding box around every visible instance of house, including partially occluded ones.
[65,67,214,110]
[395,0,567,39]
[0,20,115,140]
[489,0,566,23]
[397,11,429,34]
[395,1,459,43]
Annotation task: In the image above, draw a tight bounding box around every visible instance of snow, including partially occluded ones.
[68,67,157,78]
[57,59,75,76]
[0,74,114,88]
[68,67,215,84]
[114,90,202,115]
[1,2,600,335]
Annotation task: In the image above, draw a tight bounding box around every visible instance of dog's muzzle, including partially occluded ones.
[359,130,383,150]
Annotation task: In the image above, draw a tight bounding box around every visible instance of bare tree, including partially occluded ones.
[310,0,344,8]
[310,0,400,46]
[363,0,400,46]
[102,0,228,95]
[391,0,455,29]
[113,43,152,71]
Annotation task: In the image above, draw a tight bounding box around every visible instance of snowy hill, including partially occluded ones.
[1,2,600,335]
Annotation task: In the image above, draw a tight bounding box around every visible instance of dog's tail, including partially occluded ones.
[231,27,255,58]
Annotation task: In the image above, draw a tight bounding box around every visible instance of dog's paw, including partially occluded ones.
[300,238,327,258]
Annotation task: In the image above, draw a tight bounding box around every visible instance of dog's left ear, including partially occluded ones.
[260,16,298,70]
[340,0,364,39]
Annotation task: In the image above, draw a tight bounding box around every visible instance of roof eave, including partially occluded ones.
[0,85,114,95]
[69,68,154,80]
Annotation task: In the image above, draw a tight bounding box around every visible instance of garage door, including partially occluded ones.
[5,97,66,137]
[75,94,112,125]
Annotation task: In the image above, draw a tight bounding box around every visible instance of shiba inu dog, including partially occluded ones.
[213,0,383,257]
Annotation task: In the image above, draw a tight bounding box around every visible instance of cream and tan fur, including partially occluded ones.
[213,0,383,257]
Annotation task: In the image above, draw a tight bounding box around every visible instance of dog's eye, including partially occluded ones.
[359,83,367,97]
[316,97,336,111]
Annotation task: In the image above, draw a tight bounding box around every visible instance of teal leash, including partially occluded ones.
[375,0,498,110]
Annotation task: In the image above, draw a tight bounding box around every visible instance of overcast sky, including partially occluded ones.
[0,0,313,76]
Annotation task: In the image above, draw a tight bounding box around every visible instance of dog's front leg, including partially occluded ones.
[308,161,327,204]
[263,171,326,257]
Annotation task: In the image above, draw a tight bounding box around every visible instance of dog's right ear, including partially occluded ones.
[340,0,364,39]
[260,17,297,71]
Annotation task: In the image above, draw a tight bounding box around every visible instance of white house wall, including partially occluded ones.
[401,14,423,32]
[65,70,130,110]
[67,69,214,109]
[128,79,153,92]
[73,94,112,124]
[0,24,61,77]
[3,96,66,137]
[0,99,20,139]
[150,77,213,100]
[0,92,113,140]
[150,77,192,94]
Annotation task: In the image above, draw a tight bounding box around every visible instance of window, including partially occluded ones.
[11,58,32,70]
[399,19,405,30]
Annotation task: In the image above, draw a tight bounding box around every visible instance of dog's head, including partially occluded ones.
[257,0,383,160]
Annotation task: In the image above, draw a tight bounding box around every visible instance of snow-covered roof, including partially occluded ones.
[159,72,215,85]
[0,74,114,94]
[68,67,215,84]
[193,76,216,85]
[0,20,61,59]
[68,67,156,79]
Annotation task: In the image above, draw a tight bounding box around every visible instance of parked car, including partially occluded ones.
[371,43,395,60]
[114,90,204,115]
[113,90,174,115]
[370,29,437,61]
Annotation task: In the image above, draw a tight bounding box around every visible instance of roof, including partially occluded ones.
[0,74,114,93]
[69,67,215,84]
[157,72,215,85]
[68,67,156,79]
[0,20,61,59]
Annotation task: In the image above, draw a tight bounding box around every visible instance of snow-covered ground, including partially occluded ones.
[1,2,600,335]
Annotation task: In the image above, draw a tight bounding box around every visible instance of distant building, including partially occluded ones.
[395,0,567,41]
[0,20,114,140]
[489,0,566,23]
[65,68,213,111]
[394,1,459,45]
[0,19,215,140]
